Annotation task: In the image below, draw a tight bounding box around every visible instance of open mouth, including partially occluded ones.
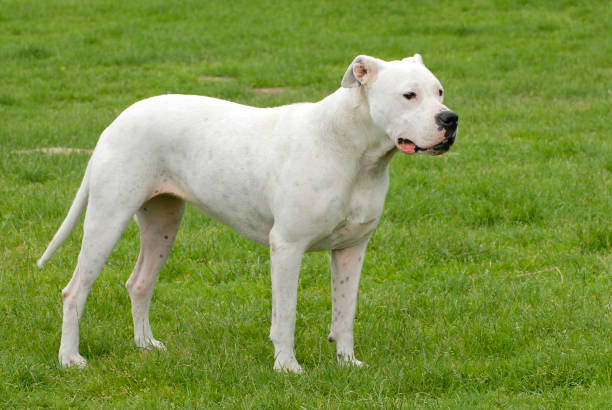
[396,129,457,156]
[396,138,424,154]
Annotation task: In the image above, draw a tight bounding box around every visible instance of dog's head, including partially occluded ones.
[342,54,458,155]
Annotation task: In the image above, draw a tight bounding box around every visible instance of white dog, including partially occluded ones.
[38,54,458,373]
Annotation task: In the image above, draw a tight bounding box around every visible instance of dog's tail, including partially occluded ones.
[37,161,91,268]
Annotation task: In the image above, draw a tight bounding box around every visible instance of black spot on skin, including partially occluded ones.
[164,235,168,239]
[328,335,335,342]
[340,280,344,284]
[345,276,349,281]
[159,254,163,258]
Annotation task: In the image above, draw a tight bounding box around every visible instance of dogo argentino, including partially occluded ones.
[38,54,458,373]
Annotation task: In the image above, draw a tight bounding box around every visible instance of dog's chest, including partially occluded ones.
[310,179,387,251]
[327,214,379,249]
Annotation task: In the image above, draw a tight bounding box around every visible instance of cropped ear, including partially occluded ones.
[402,53,424,65]
[341,55,380,88]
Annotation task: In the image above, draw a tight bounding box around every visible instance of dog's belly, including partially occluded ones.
[149,171,381,251]
[190,200,274,246]
[148,174,274,246]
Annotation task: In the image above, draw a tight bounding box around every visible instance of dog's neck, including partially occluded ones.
[316,87,397,173]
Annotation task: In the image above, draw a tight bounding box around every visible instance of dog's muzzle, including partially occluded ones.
[432,110,459,153]
[396,110,459,155]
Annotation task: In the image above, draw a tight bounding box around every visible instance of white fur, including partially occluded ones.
[38,54,455,372]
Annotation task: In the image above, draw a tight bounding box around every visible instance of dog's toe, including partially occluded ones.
[149,339,167,351]
[337,353,366,368]
[59,352,87,368]
[135,337,166,351]
[273,358,303,374]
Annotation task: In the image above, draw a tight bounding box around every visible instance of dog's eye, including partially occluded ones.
[439,89,443,97]
[403,92,416,100]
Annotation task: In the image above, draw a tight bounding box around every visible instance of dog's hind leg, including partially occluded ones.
[59,196,137,367]
[126,194,185,350]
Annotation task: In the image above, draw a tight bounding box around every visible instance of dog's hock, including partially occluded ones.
[341,55,380,88]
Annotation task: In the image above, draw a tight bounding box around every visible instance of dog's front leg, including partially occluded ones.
[269,230,307,373]
[328,239,369,367]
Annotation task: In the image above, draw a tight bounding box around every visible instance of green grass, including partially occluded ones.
[1,0,611,407]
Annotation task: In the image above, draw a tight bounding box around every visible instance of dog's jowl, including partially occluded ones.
[38,54,458,373]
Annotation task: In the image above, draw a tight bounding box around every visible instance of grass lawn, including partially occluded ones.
[1,0,611,407]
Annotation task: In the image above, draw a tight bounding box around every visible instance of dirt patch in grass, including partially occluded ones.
[253,87,290,95]
[196,76,292,96]
[198,75,234,83]
[14,147,93,155]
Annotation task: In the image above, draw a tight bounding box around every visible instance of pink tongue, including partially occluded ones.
[397,141,416,154]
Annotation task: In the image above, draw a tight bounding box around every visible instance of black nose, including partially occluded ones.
[435,110,459,129]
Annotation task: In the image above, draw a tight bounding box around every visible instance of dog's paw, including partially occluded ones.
[273,355,303,374]
[337,353,366,368]
[59,352,87,368]
[135,337,167,351]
